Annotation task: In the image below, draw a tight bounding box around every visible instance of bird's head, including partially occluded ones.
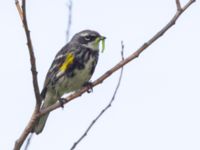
[71,30,106,52]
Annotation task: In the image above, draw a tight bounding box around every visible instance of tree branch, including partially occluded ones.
[38,0,196,117]
[24,133,33,150]
[15,0,23,21]
[176,0,182,11]
[21,0,41,107]
[70,41,125,150]
[66,0,72,41]
[14,0,41,150]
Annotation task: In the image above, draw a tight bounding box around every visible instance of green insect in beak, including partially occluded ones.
[95,36,106,53]
[100,36,106,53]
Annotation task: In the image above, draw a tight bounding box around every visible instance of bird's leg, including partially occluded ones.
[83,81,93,93]
[59,98,66,109]
[56,91,65,108]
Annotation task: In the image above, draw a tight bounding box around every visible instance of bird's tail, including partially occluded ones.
[34,91,57,134]
[34,110,50,134]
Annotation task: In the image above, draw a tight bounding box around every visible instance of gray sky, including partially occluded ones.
[0,0,200,150]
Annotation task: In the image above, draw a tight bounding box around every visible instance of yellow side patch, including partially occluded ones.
[59,53,74,72]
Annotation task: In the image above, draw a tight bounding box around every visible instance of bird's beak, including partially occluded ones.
[100,36,106,40]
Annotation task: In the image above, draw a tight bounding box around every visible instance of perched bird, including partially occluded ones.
[34,30,106,134]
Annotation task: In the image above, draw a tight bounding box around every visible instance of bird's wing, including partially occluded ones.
[41,43,77,98]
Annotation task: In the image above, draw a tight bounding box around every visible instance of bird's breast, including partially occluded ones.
[55,55,97,95]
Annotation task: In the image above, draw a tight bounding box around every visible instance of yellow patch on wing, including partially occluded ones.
[59,53,74,72]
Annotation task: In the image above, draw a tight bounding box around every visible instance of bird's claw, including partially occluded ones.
[59,98,65,108]
[83,81,93,93]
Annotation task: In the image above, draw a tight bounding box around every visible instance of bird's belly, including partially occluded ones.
[56,58,94,95]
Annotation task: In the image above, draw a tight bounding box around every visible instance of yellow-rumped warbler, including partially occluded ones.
[34,30,106,134]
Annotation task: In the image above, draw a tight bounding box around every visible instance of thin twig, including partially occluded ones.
[38,0,196,117]
[21,0,41,106]
[176,0,182,11]
[14,0,41,150]
[15,0,23,21]
[70,41,125,150]
[66,0,72,41]
[24,133,33,150]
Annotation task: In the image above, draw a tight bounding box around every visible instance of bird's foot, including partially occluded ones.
[83,81,93,93]
[59,98,65,108]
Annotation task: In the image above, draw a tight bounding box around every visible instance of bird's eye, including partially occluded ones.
[84,35,91,41]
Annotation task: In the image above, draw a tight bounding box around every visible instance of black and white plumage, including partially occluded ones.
[34,30,106,134]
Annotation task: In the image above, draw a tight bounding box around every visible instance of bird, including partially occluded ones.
[33,30,106,134]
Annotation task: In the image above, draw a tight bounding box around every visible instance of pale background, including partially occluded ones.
[0,0,200,150]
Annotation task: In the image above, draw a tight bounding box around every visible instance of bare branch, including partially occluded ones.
[21,0,41,106]
[70,41,125,150]
[66,0,73,41]
[38,0,196,117]
[24,133,33,150]
[15,0,23,21]
[121,41,125,60]
[14,0,41,149]
[176,0,182,11]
